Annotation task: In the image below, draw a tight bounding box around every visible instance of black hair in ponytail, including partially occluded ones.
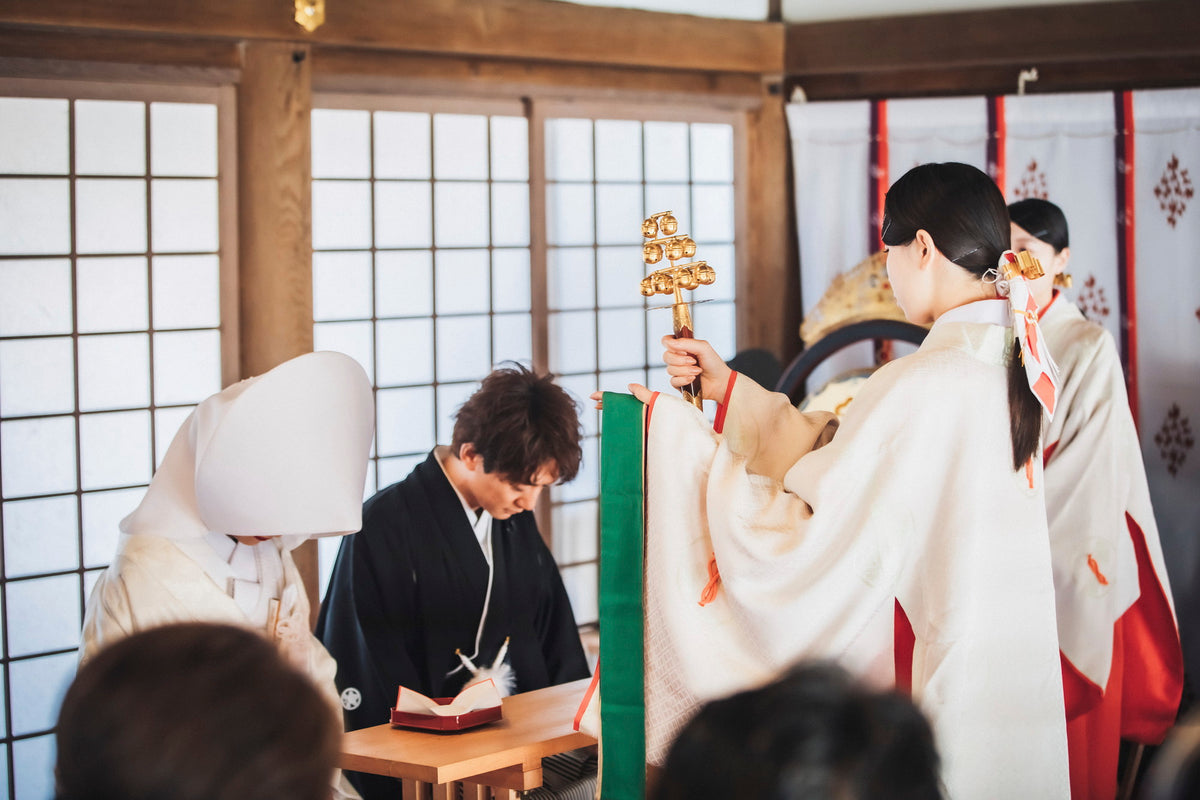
[882,162,1042,470]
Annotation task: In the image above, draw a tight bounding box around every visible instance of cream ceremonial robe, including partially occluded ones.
[81,534,332,682]
[643,300,1070,799]
[1039,295,1183,799]
[80,351,374,800]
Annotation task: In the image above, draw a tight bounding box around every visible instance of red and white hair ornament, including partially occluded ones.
[988,249,1060,418]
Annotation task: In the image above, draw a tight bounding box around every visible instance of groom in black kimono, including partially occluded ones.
[317,364,591,800]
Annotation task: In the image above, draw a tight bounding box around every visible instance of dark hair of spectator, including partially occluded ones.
[55,622,340,800]
[451,362,583,484]
[652,661,942,800]
[882,161,1042,471]
[1008,198,1070,252]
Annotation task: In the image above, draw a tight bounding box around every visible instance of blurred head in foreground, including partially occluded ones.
[653,661,942,800]
[56,622,340,800]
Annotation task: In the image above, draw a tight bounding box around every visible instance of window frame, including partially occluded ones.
[310,90,748,626]
[0,76,238,799]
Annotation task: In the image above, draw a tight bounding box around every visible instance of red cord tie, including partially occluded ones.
[698,552,721,606]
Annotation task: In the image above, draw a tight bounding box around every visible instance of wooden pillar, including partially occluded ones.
[237,40,314,374]
[740,76,800,365]
[237,40,320,623]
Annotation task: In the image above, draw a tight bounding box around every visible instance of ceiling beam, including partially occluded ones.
[0,0,784,75]
[311,46,765,107]
[785,0,1200,98]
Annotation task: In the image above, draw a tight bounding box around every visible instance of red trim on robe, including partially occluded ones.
[1061,650,1105,721]
[712,371,738,434]
[1120,512,1183,742]
[1059,512,1183,799]
[698,554,721,607]
[1038,289,1062,321]
[1063,629,1123,799]
[1043,439,1060,465]
[575,663,600,731]
[894,599,915,696]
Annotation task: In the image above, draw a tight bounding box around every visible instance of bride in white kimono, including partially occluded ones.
[632,163,1071,799]
[80,351,375,800]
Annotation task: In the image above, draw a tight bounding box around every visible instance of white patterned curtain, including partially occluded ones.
[1005,92,1122,347]
[786,100,872,391]
[1132,88,1200,622]
[887,96,989,176]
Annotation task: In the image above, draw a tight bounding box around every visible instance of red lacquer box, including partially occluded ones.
[390,699,503,732]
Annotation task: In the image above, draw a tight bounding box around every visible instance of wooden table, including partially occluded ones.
[341,678,597,800]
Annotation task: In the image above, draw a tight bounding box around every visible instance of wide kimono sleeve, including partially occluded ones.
[316,498,424,733]
[716,372,838,480]
[80,535,249,663]
[527,529,592,685]
[79,566,137,664]
[642,360,1069,799]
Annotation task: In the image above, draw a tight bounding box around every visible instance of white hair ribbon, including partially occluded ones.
[996,250,1060,419]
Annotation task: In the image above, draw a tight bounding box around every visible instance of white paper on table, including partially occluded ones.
[394,679,502,717]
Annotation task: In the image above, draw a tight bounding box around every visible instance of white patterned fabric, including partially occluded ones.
[786,100,875,391]
[1004,91,1122,348]
[887,96,989,175]
[1132,88,1200,651]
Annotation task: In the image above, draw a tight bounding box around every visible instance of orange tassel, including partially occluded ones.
[1086,554,1110,586]
[698,553,721,606]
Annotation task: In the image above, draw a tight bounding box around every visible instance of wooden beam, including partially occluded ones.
[0,25,240,69]
[311,46,765,107]
[236,40,319,619]
[0,0,784,75]
[785,1,1200,76]
[790,56,1200,102]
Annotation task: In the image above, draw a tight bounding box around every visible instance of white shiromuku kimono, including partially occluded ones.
[642,299,1070,799]
[1038,294,1183,797]
[80,351,375,800]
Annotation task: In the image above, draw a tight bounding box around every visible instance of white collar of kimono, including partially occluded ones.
[933,297,1010,329]
[119,351,375,549]
[434,446,494,560]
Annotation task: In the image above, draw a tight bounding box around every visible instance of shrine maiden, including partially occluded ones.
[81,351,375,800]
[1010,198,1183,800]
[635,163,1070,798]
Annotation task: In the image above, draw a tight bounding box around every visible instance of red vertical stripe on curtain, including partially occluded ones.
[870,100,889,252]
[1114,90,1139,426]
[988,95,1007,193]
[870,100,893,362]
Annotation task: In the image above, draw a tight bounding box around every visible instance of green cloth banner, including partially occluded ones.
[598,392,646,800]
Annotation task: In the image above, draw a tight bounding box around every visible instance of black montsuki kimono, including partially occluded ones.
[316,448,589,740]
